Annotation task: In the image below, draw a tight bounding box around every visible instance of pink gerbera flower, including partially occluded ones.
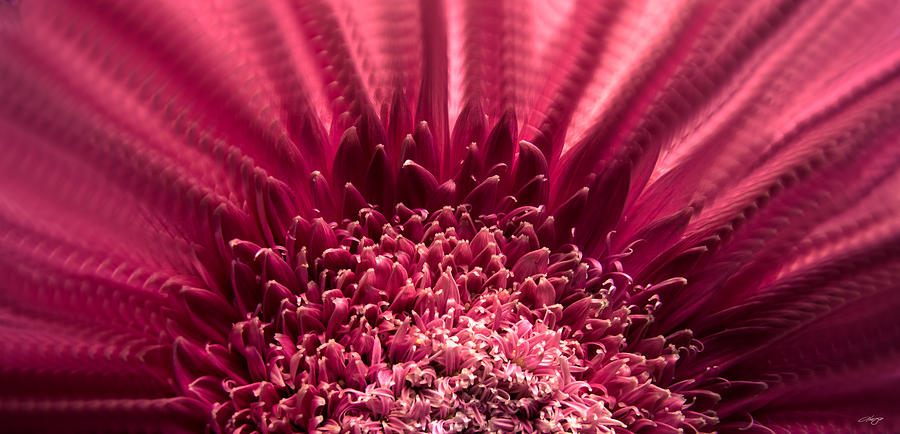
[2,0,899,432]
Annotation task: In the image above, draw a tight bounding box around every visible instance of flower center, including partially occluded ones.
[180,205,712,433]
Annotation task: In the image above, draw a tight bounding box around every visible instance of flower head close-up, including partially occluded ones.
[2,0,900,433]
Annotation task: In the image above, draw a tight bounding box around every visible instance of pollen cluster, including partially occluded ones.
[174,204,714,433]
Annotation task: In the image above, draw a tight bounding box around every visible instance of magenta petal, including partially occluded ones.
[398,160,439,209]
